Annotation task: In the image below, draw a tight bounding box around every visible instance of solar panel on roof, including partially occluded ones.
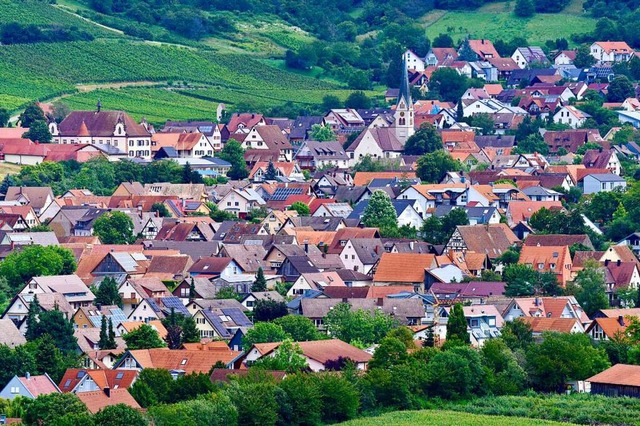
[270,187,303,201]
[222,308,253,327]
[161,297,190,316]
[204,310,231,338]
[147,299,162,313]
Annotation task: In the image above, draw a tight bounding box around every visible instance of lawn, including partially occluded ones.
[423,0,596,46]
[339,410,574,426]
[0,163,23,180]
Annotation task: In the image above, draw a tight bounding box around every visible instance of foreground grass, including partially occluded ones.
[423,0,595,46]
[339,410,573,426]
[439,393,640,425]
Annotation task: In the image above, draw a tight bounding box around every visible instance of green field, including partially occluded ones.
[423,1,596,46]
[339,410,573,426]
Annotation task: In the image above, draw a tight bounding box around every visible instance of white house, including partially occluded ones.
[339,238,384,275]
[511,47,548,69]
[553,106,589,128]
[345,128,404,166]
[582,173,627,194]
[402,49,425,72]
[217,188,265,218]
[590,41,634,63]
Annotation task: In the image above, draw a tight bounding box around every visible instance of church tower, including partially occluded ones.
[394,56,415,144]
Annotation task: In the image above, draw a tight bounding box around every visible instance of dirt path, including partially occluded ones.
[75,81,166,92]
[52,4,124,35]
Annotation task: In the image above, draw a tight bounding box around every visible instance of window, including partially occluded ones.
[470,319,479,327]
[538,263,544,269]
[11,387,19,394]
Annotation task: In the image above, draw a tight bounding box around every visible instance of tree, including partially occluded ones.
[25,294,41,342]
[345,91,372,109]
[446,303,470,345]
[457,39,477,62]
[322,95,342,111]
[148,396,237,426]
[99,315,110,350]
[164,308,183,350]
[94,277,123,308]
[503,263,561,296]
[219,139,249,180]
[123,324,166,350]
[107,319,116,349]
[403,123,443,155]
[526,332,610,392]
[361,190,397,232]
[500,318,533,352]
[514,0,535,16]
[253,299,288,322]
[263,161,278,181]
[529,208,585,235]
[421,208,469,244]
[22,120,52,142]
[94,404,147,426]
[22,393,89,426]
[252,267,267,292]
[574,45,595,69]
[369,337,408,369]
[29,308,78,353]
[481,339,527,395]
[130,368,174,407]
[428,67,470,102]
[324,302,398,346]
[93,211,135,244]
[468,113,495,135]
[274,315,321,341]
[426,346,485,399]
[181,316,200,344]
[243,322,288,351]
[607,75,635,102]
[289,201,310,216]
[573,259,608,317]
[416,151,462,183]
[279,374,322,426]
[0,108,9,127]
[314,374,360,423]
[514,133,549,155]
[150,202,171,217]
[309,124,335,141]
[432,33,453,48]
[252,339,309,373]
[425,326,435,347]
[0,245,76,292]
[181,162,202,184]
[19,103,45,127]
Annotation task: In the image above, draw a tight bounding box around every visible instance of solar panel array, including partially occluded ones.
[270,187,303,201]
[147,298,162,313]
[161,297,191,316]
[204,310,231,338]
[222,308,253,327]
[87,308,128,328]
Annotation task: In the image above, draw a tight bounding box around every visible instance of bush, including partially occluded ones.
[314,374,360,423]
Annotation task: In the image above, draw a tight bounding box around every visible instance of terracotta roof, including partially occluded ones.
[587,364,640,386]
[322,286,370,299]
[77,389,141,414]
[151,132,205,152]
[58,369,137,393]
[353,172,416,186]
[126,348,241,373]
[327,227,379,254]
[59,111,150,137]
[260,339,371,365]
[455,224,519,258]
[210,369,286,383]
[507,201,563,224]
[586,317,628,339]
[468,39,500,59]
[188,257,233,275]
[594,41,633,54]
[520,317,581,333]
[17,374,59,397]
[373,253,436,283]
[226,113,264,133]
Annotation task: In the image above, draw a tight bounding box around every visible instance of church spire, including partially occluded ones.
[397,55,412,109]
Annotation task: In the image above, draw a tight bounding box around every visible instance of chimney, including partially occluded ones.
[618,315,625,326]
[104,387,111,398]
[409,241,414,251]
[534,297,540,307]
[304,240,309,253]
[25,372,30,380]
[605,259,610,266]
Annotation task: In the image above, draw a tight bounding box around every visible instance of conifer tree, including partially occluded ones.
[25,295,41,342]
[181,316,200,344]
[425,326,435,347]
[99,315,110,350]
[189,277,196,300]
[164,308,183,350]
[446,303,470,344]
[264,161,278,181]
[107,318,117,349]
[252,267,267,292]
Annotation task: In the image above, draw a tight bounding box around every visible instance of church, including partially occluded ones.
[345,58,415,166]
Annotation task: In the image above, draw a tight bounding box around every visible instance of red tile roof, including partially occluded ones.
[77,389,141,414]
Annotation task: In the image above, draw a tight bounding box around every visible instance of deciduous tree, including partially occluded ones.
[361,190,397,232]
[446,303,470,345]
[93,211,135,244]
[416,151,462,183]
[123,324,166,350]
[219,139,249,180]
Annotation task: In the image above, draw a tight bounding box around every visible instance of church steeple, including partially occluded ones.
[394,55,415,144]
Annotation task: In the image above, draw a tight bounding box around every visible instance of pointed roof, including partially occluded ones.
[77,121,90,137]
[398,56,412,109]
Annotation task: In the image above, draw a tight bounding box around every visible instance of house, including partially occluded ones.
[402,49,425,72]
[287,272,345,297]
[617,232,640,255]
[0,373,60,400]
[437,305,503,347]
[586,316,628,341]
[21,275,95,310]
[590,41,634,63]
[429,281,505,304]
[582,149,621,175]
[223,113,266,141]
[51,110,152,159]
[588,364,640,397]
[553,106,590,128]
[0,319,26,348]
[217,188,265,218]
[522,186,562,202]
[511,47,549,69]
[241,291,285,311]
[323,109,365,133]
[506,200,564,226]
[312,203,353,218]
[518,245,572,286]
[554,50,577,66]
[372,253,437,290]
[520,317,584,337]
[466,39,500,60]
[3,293,74,333]
[582,173,627,194]
[295,140,349,171]
[524,234,594,250]
[161,120,223,151]
[339,238,384,275]
[445,224,519,260]
[5,186,54,216]
[502,297,589,325]
[345,128,405,166]
[77,389,141,414]
[249,161,303,182]
[425,47,459,66]
[543,129,603,155]
[114,347,242,374]
[244,339,371,371]
[192,307,253,340]
[58,369,137,394]
[151,132,215,159]
[188,257,242,280]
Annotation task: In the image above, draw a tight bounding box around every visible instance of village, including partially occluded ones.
[2,38,640,424]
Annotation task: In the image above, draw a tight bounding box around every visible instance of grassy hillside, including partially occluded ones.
[423,0,596,46]
[339,410,574,426]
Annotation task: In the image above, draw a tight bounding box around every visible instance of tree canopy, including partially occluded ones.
[93,211,136,244]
